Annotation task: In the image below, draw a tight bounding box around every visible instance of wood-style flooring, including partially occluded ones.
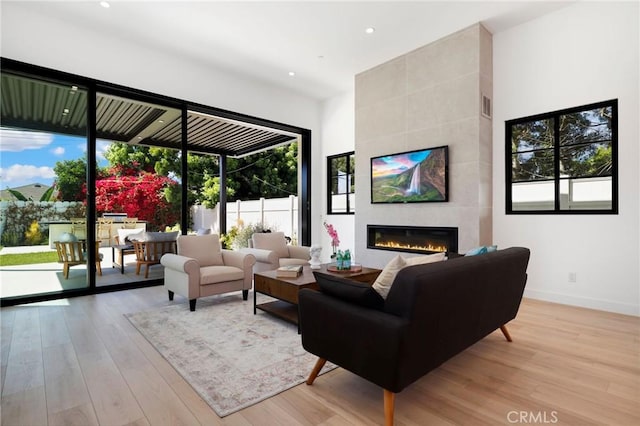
[1,286,639,425]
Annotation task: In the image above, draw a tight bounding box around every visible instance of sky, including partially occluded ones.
[0,128,111,189]
[371,149,431,179]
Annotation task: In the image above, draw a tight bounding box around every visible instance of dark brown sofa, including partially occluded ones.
[299,247,530,426]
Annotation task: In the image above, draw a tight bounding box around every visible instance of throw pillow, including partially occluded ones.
[465,246,488,256]
[403,252,446,266]
[372,254,406,299]
[486,245,498,252]
[120,228,145,243]
[313,272,384,310]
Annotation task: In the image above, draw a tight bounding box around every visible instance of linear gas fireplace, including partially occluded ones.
[367,225,458,255]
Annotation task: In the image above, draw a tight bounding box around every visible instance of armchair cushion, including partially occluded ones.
[177,234,223,266]
[252,232,289,258]
[200,265,244,285]
[314,272,385,310]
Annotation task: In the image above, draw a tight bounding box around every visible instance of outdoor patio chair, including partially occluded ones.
[55,240,103,279]
[97,217,114,246]
[122,217,138,229]
[133,240,177,278]
[70,218,86,240]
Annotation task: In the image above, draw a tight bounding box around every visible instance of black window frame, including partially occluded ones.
[506,99,618,215]
[327,151,355,215]
[0,57,313,307]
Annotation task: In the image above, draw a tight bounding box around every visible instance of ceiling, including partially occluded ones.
[2,1,574,156]
[7,0,575,100]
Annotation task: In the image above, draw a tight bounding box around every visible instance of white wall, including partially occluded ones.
[1,1,324,245]
[4,1,638,315]
[0,3,319,129]
[318,91,357,263]
[493,2,639,315]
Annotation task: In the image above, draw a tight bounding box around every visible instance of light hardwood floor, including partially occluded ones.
[1,286,639,425]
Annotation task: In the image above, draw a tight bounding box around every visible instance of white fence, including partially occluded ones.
[192,195,299,238]
[0,197,299,243]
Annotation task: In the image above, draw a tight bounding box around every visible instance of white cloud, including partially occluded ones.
[0,128,54,152]
[96,140,112,162]
[0,164,56,183]
[51,146,65,156]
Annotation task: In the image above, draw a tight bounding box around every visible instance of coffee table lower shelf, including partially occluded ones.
[255,300,299,325]
[253,264,382,333]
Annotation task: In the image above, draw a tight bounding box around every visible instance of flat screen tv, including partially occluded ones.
[371,145,448,204]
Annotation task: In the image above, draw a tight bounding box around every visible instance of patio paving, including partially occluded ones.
[0,246,163,298]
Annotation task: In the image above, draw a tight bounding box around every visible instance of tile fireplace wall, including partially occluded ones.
[355,23,493,266]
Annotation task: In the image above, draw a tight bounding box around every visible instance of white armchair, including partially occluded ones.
[161,234,256,311]
[240,231,310,273]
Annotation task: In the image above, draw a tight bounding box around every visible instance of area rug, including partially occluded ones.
[125,293,335,417]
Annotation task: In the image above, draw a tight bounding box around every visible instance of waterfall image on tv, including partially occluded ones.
[370,145,448,203]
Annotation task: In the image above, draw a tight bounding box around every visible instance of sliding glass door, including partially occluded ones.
[1,58,311,306]
[0,71,90,297]
[93,91,182,287]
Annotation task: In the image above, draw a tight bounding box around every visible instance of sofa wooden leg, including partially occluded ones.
[168,290,174,301]
[384,389,395,426]
[306,357,327,385]
[189,299,196,312]
[500,325,513,342]
[242,289,249,300]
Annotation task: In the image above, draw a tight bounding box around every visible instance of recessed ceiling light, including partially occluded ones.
[365,27,375,34]
[158,120,164,123]
[62,108,70,115]
[100,1,110,8]
[288,71,296,77]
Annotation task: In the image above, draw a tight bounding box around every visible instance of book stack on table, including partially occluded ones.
[276,265,303,278]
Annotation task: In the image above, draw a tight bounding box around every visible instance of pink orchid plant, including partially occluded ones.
[323,221,340,256]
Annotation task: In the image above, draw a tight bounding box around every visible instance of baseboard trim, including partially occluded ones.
[523,289,639,317]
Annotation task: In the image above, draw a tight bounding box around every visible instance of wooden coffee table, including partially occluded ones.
[253,264,382,328]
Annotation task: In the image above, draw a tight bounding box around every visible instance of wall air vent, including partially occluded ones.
[481,93,492,119]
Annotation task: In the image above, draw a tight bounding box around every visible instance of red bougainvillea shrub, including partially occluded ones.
[94,163,180,231]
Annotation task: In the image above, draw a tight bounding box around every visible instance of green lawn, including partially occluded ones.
[0,251,59,266]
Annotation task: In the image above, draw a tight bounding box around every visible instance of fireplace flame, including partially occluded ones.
[375,241,447,253]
